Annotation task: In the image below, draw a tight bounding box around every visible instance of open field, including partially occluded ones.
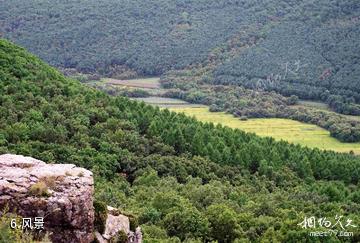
[104,77,161,89]
[133,97,206,108]
[295,99,360,121]
[296,100,330,111]
[169,107,360,154]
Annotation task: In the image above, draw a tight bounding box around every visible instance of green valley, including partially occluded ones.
[1,0,360,242]
[2,0,360,142]
[169,107,360,154]
[1,38,360,242]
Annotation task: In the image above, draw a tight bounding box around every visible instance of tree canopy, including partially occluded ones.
[0,39,359,241]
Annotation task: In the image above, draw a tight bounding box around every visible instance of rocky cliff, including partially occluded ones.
[0,154,95,242]
[0,154,142,243]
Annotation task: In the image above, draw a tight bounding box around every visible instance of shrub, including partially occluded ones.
[94,200,108,234]
[112,230,128,243]
[124,213,139,232]
[209,104,222,112]
[29,181,50,197]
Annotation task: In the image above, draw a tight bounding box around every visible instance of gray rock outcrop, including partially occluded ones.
[95,206,142,243]
[0,154,94,243]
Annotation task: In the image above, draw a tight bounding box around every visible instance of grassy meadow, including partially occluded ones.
[296,100,330,111]
[100,77,167,95]
[133,97,206,108]
[104,77,161,89]
[169,107,360,154]
[97,77,360,154]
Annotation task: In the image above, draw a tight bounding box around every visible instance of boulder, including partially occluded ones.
[103,207,130,240]
[0,154,94,243]
[95,206,142,243]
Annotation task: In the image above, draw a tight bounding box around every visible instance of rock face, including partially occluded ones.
[96,206,142,243]
[103,209,130,240]
[0,154,94,243]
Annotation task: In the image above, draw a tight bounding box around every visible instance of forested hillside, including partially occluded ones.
[1,0,359,98]
[213,2,360,115]
[2,0,360,144]
[1,0,258,74]
[1,39,360,241]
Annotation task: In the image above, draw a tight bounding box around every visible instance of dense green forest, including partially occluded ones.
[1,0,254,74]
[2,0,360,143]
[213,14,360,115]
[1,39,360,241]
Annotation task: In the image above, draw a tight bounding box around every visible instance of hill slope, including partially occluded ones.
[1,0,359,92]
[2,1,360,142]
[1,0,257,74]
[1,39,360,241]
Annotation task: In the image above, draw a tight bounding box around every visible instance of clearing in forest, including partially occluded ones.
[132,97,206,108]
[169,107,360,154]
[104,77,161,89]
